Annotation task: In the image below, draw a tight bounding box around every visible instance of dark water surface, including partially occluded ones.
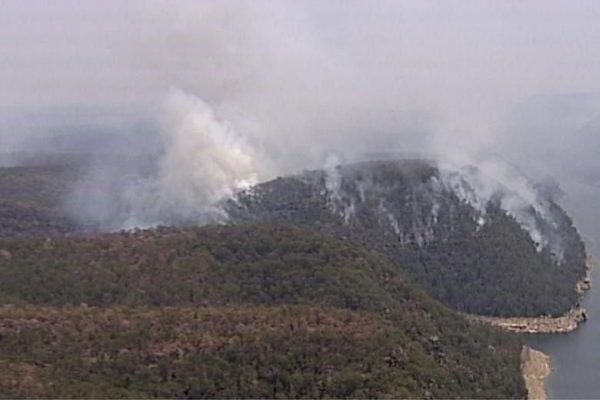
[526,181,600,399]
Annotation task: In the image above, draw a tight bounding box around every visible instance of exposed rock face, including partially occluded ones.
[471,308,588,334]
[522,346,552,400]
[226,160,588,317]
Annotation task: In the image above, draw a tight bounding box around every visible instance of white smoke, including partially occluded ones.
[324,154,356,224]
[439,157,557,251]
[3,0,593,249]
[154,90,261,218]
[68,90,263,229]
[319,153,561,254]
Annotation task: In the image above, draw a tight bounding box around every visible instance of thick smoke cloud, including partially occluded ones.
[67,90,263,229]
[2,1,600,232]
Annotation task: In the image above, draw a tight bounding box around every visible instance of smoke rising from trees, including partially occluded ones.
[2,1,600,233]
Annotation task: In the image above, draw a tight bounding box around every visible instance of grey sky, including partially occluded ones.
[2,1,600,103]
[2,1,600,179]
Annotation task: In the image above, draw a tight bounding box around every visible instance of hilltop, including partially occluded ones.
[227,160,588,317]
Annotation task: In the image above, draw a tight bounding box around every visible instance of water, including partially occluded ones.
[526,180,600,399]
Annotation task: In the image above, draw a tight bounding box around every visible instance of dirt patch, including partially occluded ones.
[521,346,551,400]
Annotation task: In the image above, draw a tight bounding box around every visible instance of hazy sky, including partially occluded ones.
[2,1,600,177]
[3,1,600,105]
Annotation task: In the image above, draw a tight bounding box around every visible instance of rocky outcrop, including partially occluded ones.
[471,257,593,333]
[521,346,551,400]
[471,308,587,334]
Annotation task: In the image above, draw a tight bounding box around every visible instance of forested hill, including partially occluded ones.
[227,160,588,317]
[0,160,587,318]
[0,224,525,398]
[0,165,78,237]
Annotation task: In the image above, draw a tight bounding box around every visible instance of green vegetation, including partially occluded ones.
[397,206,587,317]
[0,165,77,237]
[0,224,525,398]
[0,161,587,318]
[0,159,583,397]
[229,160,588,317]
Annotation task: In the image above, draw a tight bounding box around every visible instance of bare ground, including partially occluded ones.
[521,346,552,400]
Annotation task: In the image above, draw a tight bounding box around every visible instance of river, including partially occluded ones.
[526,180,600,399]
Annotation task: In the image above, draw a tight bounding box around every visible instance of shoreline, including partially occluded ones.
[521,346,552,400]
[471,256,594,399]
[469,307,587,334]
[469,255,594,334]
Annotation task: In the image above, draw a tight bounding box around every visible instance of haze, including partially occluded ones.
[2,0,600,227]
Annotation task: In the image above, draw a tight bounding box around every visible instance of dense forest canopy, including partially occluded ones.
[0,161,588,317]
[0,159,587,397]
[0,224,526,398]
[228,160,588,317]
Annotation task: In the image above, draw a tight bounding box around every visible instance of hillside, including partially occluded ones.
[0,159,587,318]
[0,164,78,238]
[0,224,525,398]
[0,158,156,237]
[227,160,588,317]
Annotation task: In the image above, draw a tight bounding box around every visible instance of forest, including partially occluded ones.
[0,160,587,397]
[0,160,588,318]
[0,224,525,398]
[228,160,588,317]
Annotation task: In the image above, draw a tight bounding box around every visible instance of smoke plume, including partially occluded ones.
[67,90,264,229]
[3,1,600,239]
